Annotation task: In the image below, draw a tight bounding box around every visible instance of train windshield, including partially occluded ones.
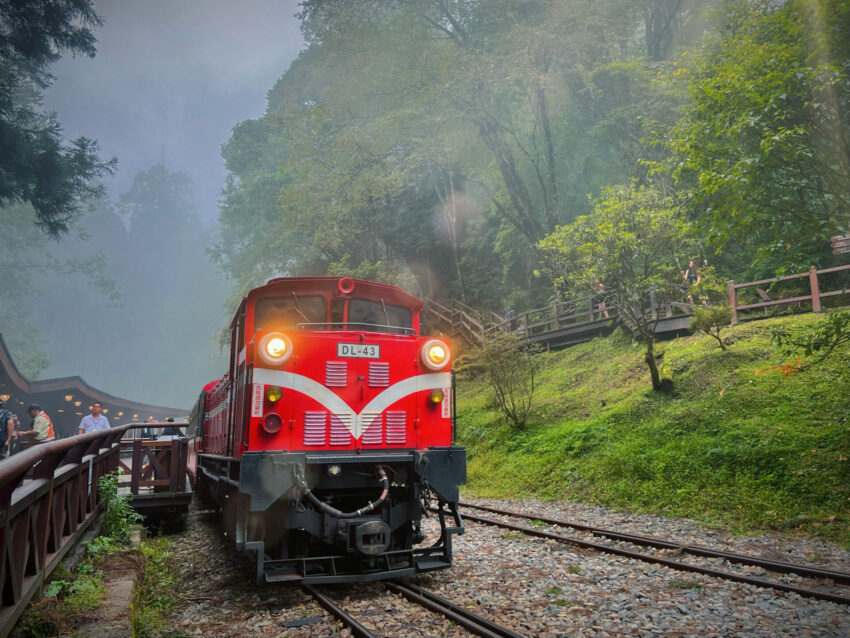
[255,295,327,331]
[348,298,412,331]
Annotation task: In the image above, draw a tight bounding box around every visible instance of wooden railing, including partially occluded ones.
[424,294,621,345]
[0,426,127,638]
[728,264,850,324]
[484,295,616,339]
[425,263,850,349]
[118,423,190,516]
[422,299,490,345]
[0,423,191,638]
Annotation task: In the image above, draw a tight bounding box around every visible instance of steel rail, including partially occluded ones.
[459,510,850,606]
[302,585,377,638]
[387,581,528,638]
[460,502,850,585]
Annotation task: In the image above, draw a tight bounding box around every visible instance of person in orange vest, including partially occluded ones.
[14,404,56,445]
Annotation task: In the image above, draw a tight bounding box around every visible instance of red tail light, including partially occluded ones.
[262,413,282,434]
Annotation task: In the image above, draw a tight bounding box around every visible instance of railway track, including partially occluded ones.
[457,501,850,606]
[304,581,528,638]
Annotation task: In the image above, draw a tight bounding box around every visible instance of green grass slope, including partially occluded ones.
[456,313,850,545]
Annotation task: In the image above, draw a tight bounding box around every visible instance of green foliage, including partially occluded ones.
[42,580,68,599]
[216,0,701,309]
[132,537,176,638]
[663,0,850,272]
[20,564,105,637]
[772,309,850,369]
[458,313,850,545]
[63,576,106,612]
[0,0,116,237]
[538,182,696,390]
[98,471,142,544]
[474,332,540,429]
[538,183,695,308]
[689,304,733,350]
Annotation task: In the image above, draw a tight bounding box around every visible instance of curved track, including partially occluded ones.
[458,501,850,606]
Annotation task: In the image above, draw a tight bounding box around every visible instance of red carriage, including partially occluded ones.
[188,276,465,583]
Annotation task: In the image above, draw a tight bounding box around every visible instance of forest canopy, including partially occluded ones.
[0,0,115,238]
[216,0,850,312]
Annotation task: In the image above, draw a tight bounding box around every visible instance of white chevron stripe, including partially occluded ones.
[252,368,451,438]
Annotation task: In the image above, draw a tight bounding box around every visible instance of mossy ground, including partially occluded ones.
[457,313,850,545]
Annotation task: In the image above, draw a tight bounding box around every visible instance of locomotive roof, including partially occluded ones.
[249,277,423,310]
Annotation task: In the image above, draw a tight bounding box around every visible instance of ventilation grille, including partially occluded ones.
[360,411,382,445]
[385,411,406,445]
[330,413,352,446]
[325,361,348,387]
[303,411,327,446]
[368,362,390,387]
[304,411,407,446]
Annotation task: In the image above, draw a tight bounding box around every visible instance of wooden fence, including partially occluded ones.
[728,264,850,324]
[0,423,190,638]
[0,427,124,638]
[425,263,850,349]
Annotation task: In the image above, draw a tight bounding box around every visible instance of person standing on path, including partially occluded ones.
[78,401,110,435]
[593,278,609,319]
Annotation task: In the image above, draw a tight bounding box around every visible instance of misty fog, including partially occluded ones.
[8,1,303,408]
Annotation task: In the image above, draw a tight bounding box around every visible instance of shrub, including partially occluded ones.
[474,332,539,428]
[689,304,732,350]
[98,471,142,544]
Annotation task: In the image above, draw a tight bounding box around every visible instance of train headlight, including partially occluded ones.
[265,386,283,403]
[257,332,293,366]
[430,389,445,404]
[420,339,450,371]
[266,337,287,357]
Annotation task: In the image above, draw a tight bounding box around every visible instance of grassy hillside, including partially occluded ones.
[456,313,850,545]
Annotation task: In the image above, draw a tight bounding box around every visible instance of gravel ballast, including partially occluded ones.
[160,498,850,637]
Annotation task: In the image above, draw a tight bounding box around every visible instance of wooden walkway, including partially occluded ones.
[423,263,850,351]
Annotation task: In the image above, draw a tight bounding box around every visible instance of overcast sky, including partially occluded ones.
[43,0,304,224]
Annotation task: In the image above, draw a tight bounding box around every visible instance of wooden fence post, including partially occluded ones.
[131,438,142,495]
[728,280,738,325]
[810,266,822,312]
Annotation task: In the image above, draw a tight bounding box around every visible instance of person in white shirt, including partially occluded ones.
[78,401,110,434]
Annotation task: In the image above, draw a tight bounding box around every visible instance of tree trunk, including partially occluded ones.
[644,340,663,391]
[536,82,559,231]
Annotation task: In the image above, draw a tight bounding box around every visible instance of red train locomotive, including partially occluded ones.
[188,276,466,583]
